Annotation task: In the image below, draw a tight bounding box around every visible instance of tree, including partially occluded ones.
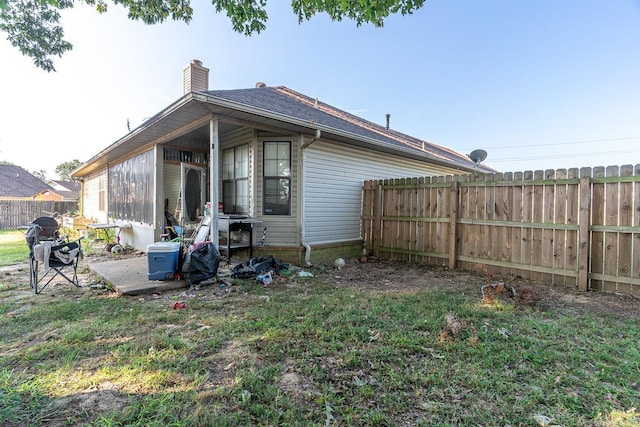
[0,0,425,72]
[55,159,82,181]
[31,169,47,180]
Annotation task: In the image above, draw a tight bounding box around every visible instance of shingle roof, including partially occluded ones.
[0,164,54,198]
[204,86,482,169]
[48,180,81,200]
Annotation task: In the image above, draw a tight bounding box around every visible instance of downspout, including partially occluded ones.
[300,129,321,266]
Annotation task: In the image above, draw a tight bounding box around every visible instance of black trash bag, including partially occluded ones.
[231,256,288,279]
[182,242,221,285]
[230,261,257,279]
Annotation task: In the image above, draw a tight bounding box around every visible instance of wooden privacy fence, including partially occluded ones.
[0,200,78,230]
[362,165,640,297]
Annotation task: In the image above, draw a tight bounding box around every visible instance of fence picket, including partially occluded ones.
[458,174,473,271]
[541,169,555,284]
[416,177,426,263]
[633,165,640,295]
[578,168,592,291]
[591,167,606,290]
[435,175,448,265]
[532,170,545,282]
[511,172,524,278]
[617,165,634,295]
[449,178,458,269]
[501,172,513,277]
[408,177,418,262]
[553,169,568,287]
[491,173,504,276]
[521,171,534,279]
[565,168,579,289]
[425,176,435,264]
[477,173,490,266]
[602,166,620,292]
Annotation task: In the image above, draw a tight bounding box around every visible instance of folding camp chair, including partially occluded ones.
[26,216,83,294]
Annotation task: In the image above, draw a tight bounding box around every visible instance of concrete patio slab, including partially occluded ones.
[89,258,187,296]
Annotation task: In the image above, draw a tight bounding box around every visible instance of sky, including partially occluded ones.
[1,0,639,179]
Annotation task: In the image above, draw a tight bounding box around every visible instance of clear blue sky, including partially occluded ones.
[1,0,639,179]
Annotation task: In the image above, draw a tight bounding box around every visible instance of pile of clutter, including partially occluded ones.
[230,256,290,286]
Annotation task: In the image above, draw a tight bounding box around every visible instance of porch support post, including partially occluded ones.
[154,145,164,243]
[209,116,220,246]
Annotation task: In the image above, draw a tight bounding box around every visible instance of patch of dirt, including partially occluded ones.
[44,388,130,425]
[328,257,639,320]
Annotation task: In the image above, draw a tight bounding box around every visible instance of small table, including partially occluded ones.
[218,216,262,262]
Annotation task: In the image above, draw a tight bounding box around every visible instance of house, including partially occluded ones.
[72,60,492,264]
[43,180,81,202]
[0,164,57,200]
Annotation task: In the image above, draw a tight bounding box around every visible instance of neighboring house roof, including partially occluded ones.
[47,180,81,200]
[0,164,54,198]
[73,85,493,177]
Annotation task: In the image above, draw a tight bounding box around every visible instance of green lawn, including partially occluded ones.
[0,230,29,266]
[0,229,103,268]
[0,262,638,427]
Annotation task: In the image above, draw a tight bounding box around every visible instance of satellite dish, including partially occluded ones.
[468,149,488,164]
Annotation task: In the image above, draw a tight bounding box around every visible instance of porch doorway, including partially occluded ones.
[181,164,206,223]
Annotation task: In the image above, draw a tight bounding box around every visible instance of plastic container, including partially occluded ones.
[147,241,180,281]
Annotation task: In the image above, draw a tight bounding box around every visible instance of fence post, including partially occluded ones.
[578,172,591,291]
[448,179,458,269]
[374,183,382,258]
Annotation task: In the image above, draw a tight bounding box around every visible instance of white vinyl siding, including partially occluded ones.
[302,141,461,245]
[82,170,108,223]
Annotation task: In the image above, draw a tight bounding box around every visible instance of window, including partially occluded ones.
[98,173,106,211]
[222,145,249,214]
[263,141,291,215]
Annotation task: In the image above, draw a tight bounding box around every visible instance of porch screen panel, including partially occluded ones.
[108,150,154,223]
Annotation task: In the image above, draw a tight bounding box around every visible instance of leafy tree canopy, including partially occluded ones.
[55,159,82,181]
[31,169,47,180]
[0,0,425,71]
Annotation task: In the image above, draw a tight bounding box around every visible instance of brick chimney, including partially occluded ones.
[183,59,209,94]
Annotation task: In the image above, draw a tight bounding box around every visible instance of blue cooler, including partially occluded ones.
[147,242,180,281]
